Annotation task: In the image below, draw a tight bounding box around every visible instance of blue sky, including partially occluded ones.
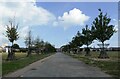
[0,2,118,48]
[33,2,118,48]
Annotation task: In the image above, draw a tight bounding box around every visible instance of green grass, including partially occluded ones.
[2,52,55,76]
[0,64,1,76]
[65,51,119,78]
[93,61,119,77]
[2,52,27,61]
[90,51,119,60]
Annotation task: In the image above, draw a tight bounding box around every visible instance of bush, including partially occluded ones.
[79,48,83,51]
[20,48,27,52]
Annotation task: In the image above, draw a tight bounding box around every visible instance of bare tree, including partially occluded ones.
[24,30,32,57]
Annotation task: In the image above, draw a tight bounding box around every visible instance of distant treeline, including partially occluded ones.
[61,47,120,53]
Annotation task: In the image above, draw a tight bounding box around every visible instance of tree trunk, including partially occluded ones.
[27,46,31,57]
[98,42,109,58]
[36,48,39,55]
[85,45,90,56]
[68,46,70,53]
[6,42,15,61]
[77,47,79,54]
[27,50,30,57]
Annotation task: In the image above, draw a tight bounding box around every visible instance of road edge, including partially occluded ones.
[3,53,56,77]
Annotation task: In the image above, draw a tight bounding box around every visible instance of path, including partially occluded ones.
[5,52,111,77]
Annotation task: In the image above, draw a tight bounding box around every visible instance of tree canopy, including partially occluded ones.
[92,9,116,43]
[82,25,94,47]
[6,20,19,45]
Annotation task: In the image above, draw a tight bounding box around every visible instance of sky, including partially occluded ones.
[0,0,119,48]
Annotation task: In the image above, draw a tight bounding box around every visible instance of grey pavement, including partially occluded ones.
[5,52,111,77]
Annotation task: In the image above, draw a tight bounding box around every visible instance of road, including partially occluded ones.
[6,52,111,77]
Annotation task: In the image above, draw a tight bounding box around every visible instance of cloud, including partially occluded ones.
[0,0,36,2]
[114,25,118,31]
[0,0,56,45]
[1,1,56,26]
[0,22,8,45]
[19,26,30,39]
[112,19,118,31]
[53,8,90,29]
[113,19,116,21]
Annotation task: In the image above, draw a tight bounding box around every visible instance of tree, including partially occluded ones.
[92,9,116,58]
[12,43,20,49]
[82,25,94,56]
[5,18,19,60]
[44,42,56,53]
[69,41,76,53]
[73,31,83,47]
[24,30,32,57]
[70,31,83,53]
[33,36,44,54]
[61,44,70,52]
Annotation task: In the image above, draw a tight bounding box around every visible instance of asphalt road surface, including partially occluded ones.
[6,52,111,77]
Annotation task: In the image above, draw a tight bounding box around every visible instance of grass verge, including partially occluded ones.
[65,52,119,78]
[2,53,55,76]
